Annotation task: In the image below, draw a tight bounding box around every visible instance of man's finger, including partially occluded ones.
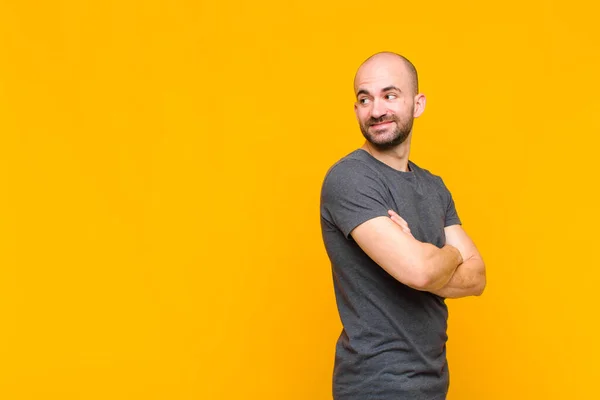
[388,209,406,222]
[394,218,408,228]
[394,221,411,235]
[388,211,408,225]
[392,216,406,226]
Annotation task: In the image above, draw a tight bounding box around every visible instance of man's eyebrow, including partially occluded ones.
[356,86,402,97]
[382,85,402,92]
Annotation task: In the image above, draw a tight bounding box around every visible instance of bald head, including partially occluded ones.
[354,52,419,95]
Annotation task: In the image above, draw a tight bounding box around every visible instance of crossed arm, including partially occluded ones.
[351,211,486,298]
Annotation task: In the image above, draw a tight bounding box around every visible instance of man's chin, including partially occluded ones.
[364,133,409,150]
[366,138,398,150]
[369,132,395,144]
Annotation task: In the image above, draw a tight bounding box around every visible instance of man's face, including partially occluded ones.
[354,63,416,150]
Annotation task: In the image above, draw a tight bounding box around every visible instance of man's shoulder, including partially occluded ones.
[320,149,388,202]
[324,149,380,181]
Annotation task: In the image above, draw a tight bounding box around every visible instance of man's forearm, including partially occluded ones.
[430,256,486,298]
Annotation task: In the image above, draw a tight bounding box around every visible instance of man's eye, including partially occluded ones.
[359,98,370,104]
[386,94,397,100]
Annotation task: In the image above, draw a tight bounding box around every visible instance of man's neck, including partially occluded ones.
[361,139,412,172]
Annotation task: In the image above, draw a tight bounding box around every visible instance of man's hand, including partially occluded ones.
[387,210,414,238]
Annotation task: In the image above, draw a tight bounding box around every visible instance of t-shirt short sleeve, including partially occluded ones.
[437,177,461,227]
[321,160,391,239]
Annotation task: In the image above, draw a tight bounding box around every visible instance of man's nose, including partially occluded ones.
[370,99,387,119]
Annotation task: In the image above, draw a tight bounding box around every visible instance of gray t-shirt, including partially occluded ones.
[320,149,461,400]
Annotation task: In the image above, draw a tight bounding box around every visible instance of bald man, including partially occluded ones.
[320,52,486,399]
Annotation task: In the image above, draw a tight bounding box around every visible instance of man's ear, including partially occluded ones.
[413,93,426,118]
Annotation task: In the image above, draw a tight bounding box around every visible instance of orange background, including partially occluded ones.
[1,0,599,398]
